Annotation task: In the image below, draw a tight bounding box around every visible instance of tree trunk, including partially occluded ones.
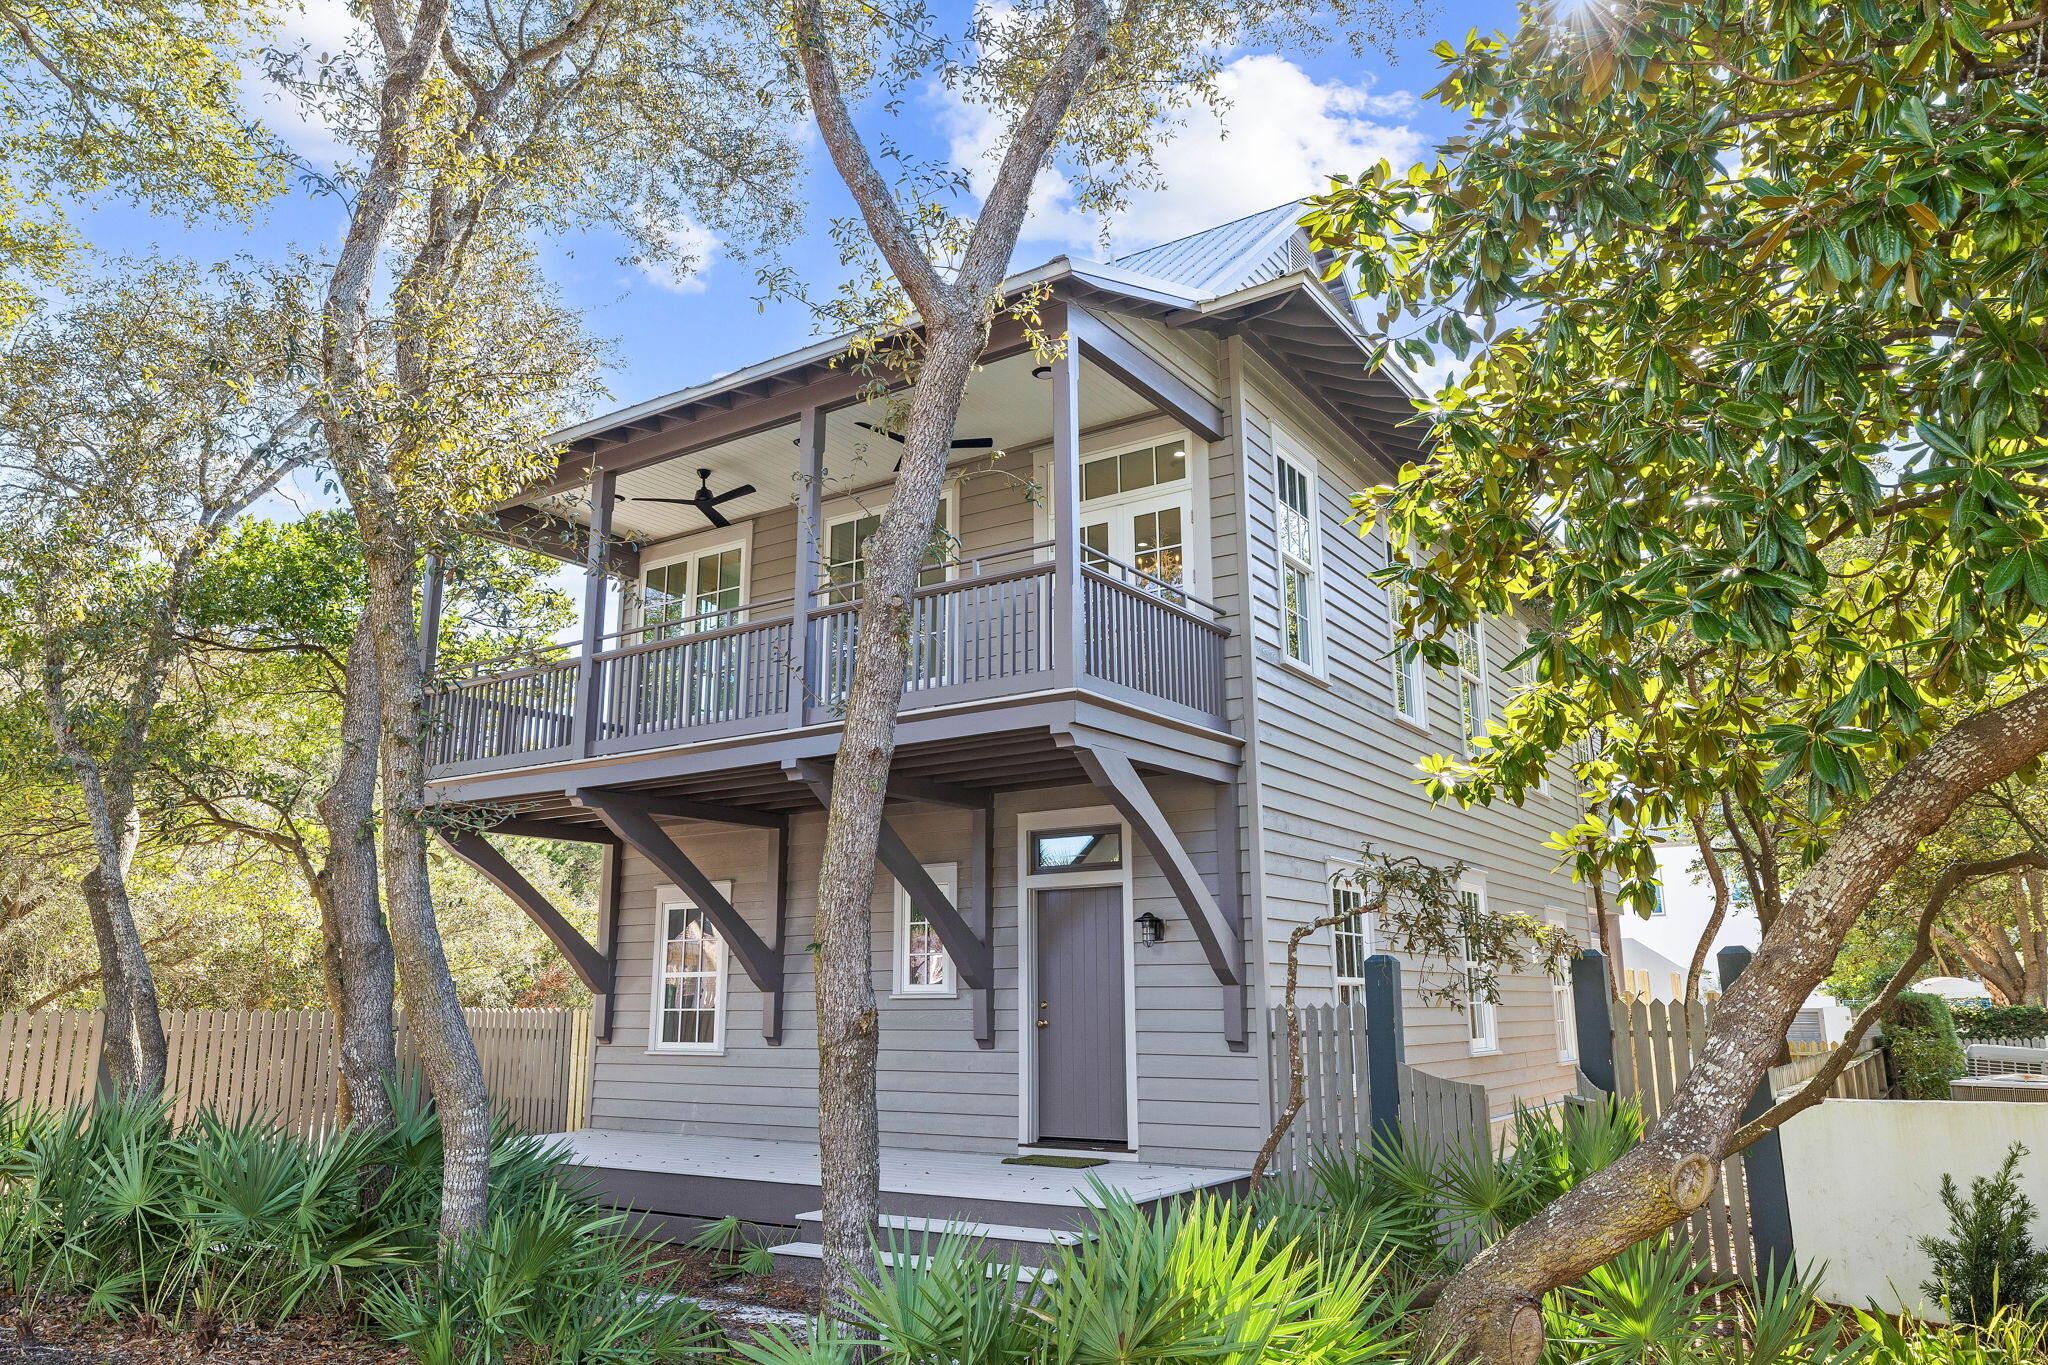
[315,615,399,1128]
[1423,684,2048,1363]
[811,316,985,1309]
[357,528,492,1242]
[75,781,165,1100]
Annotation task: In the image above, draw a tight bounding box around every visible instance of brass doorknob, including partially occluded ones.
[1036,1019,1049,1028]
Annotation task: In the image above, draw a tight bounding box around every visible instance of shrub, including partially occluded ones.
[1887,992,1968,1100]
[1952,1004,2048,1043]
[1919,1143,2048,1326]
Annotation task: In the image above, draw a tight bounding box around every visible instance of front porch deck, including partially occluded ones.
[546,1128,1249,1235]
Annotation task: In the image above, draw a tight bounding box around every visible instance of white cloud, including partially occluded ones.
[635,215,721,295]
[240,0,370,167]
[941,54,1427,261]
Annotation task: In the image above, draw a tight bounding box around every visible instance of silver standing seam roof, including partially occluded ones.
[1108,203,1307,295]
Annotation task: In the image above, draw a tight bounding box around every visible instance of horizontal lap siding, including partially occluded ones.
[588,780,1264,1165]
[1236,356,1594,1122]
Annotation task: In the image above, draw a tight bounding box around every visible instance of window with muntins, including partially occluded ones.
[825,503,951,604]
[1275,450,1320,668]
[1391,578,1426,724]
[1459,878,1498,1054]
[644,544,744,638]
[1546,908,1578,1062]
[1456,620,1487,749]
[1331,875,1370,1004]
[894,862,957,996]
[654,895,727,1051]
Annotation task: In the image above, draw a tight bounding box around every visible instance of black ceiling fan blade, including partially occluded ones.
[696,503,732,529]
[624,496,701,505]
[950,437,996,449]
[856,420,908,443]
[705,483,756,506]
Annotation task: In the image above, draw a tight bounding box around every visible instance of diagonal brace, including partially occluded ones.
[788,760,993,992]
[568,788,783,994]
[437,830,611,994]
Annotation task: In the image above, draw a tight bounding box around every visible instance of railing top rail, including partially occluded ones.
[433,651,581,691]
[1081,564,1229,633]
[1082,553,1226,619]
[437,638,577,682]
[808,540,1055,601]
[808,558,1057,618]
[588,611,794,663]
[598,595,796,650]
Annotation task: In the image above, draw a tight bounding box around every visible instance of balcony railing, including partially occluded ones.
[426,549,1228,777]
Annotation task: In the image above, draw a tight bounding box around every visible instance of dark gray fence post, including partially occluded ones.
[1572,949,1615,1094]
[1362,953,1405,1146]
[1718,945,1794,1274]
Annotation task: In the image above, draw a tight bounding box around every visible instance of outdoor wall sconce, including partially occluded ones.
[1134,912,1165,946]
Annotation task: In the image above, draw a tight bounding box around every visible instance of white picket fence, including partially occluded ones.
[0,1008,593,1135]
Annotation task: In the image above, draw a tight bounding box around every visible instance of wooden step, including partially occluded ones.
[792,1209,1084,1267]
[765,1240,1050,1282]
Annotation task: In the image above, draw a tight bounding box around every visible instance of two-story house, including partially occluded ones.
[424,204,1601,1250]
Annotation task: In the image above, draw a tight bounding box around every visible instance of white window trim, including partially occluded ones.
[634,525,753,633]
[648,879,735,1056]
[1545,906,1579,1064]
[1456,618,1490,754]
[1329,859,1371,1002]
[821,488,961,592]
[1272,432,1326,680]
[892,862,959,998]
[1459,871,1500,1056]
[1048,428,1209,596]
[1388,542,1428,732]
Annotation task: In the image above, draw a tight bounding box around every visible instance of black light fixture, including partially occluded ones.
[1134,912,1165,947]
[1031,364,1052,380]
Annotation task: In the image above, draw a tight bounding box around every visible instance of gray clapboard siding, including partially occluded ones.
[1228,345,1594,1120]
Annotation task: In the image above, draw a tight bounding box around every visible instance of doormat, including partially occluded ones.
[1002,1154,1108,1169]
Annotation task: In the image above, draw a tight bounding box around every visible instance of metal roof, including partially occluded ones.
[1108,203,1305,293]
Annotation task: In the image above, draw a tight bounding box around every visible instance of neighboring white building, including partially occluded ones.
[1621,841,1851,1043]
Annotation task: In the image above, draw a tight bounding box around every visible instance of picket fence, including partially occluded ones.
[0,1008,593,1136]
[1261,1001,1490,1176]
[1766,1045,1888,1100]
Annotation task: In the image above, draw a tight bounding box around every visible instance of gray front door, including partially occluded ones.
[1033,885,1127,1146]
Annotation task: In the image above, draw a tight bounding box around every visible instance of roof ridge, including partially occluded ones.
[1107,200,1303,268]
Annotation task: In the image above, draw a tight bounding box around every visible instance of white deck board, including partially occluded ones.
[544,1129,1245,1206]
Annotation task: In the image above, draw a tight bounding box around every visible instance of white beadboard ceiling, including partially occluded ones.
[535,351,1155,546]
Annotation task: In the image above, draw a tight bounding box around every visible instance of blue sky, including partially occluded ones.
[79,2,1513,426]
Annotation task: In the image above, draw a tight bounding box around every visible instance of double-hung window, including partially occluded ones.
[1545,908,1579,1064]
[651,881,733,1053]
[1455,620,1488,751]
[1458,874,1498,1055]
[1391,576,1427,725]
[1274,443,1322,671]
[893,862,958,997]
[1330,868,1371,1004]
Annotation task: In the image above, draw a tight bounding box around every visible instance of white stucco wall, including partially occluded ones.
[1781,1100,2048,1318]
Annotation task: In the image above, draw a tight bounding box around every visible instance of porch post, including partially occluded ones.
[576,468,616,756]
[1572,948,1616,1093]
[419,553,445,681]
[787,406,825,728]
[1718,945,1795,1275]
[1361,953,1405,1146]
[1047,306,1084,691]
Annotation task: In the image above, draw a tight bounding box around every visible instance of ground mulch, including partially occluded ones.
[3,1314,409,1365]
[632,1243,818,1316]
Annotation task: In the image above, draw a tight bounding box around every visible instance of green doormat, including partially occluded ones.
[1002,1154,1108,1169]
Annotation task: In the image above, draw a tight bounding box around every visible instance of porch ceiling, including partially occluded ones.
[526,350,1155,547]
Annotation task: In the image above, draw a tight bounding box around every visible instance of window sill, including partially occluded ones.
[647,1046,727,1058]
[889,990,959,1001]
[1468,1044,1501,1058]
[1278,654,1330,687]
[1392,711,1431,737]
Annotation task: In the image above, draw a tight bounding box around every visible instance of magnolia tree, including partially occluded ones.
[0,263,318,1096]
[1304,0,2048,1356]
[769,0,1423,1307]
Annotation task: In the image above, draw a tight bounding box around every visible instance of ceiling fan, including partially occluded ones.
[620,468,756,529]
[855,420,995,452]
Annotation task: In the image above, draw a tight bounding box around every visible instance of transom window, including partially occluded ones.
[644,544,744,638]
[653,887,730,1053]
[1030,827,1123,874]
[1080,441,1186,501]
[894,862,958,996]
